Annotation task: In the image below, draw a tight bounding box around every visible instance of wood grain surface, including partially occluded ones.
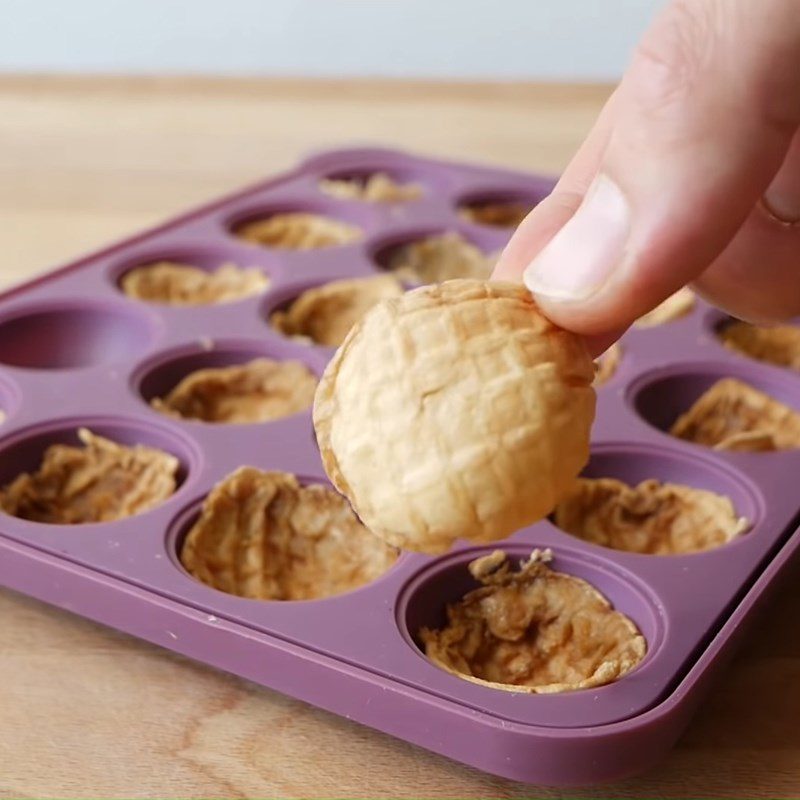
[2,75,800,799]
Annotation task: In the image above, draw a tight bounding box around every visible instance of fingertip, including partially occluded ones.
[490,249,523,283]
[529,290,615,337]
[492,190,585,283]
[584,329,628,359]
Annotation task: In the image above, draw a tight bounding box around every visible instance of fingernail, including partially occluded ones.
[523,174,630,301]
[763,172,800,225]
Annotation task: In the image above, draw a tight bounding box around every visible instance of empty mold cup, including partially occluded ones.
[0,301,155,370]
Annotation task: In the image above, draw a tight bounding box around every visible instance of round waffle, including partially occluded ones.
[314,279,596,553]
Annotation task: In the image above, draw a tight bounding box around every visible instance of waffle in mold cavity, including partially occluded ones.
[420,549,646,693]
[235,211,362,250]
[0,428,179,524]
[179,467,398,601]
[150,357,317,424]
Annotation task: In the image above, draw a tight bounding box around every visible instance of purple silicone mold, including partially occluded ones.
[1,147,799,786]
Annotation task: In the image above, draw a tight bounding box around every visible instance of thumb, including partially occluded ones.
[514,0,800,336]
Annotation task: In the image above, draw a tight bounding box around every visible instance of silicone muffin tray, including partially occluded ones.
[1,147,799,786]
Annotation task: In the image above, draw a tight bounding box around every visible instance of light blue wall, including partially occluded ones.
[1,0,661,80]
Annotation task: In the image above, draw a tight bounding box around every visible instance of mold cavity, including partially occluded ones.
[177,467,399,601]
[634,287,695,328]
[457,193,538,229]
[670,378,800,451]
[270,275,404,347]
[319,171,423,203]
[716,318,800,372]
[593,342,622,387]
[139,347,317,425]
[414,548,646,694]
[233,211,363,250]
[0,302,153,370]
[120,260,269,306]
[375,231,496,284]
[634,369,800,452]
[0,421,191,524]
[553,449,755,555]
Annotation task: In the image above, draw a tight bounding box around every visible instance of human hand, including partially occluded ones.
[493,0,800,355]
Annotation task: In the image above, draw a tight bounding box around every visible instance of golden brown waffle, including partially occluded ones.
[720,321,800,371]
[319,173,423,203]
[593,342,622,387]
[121,261,269,305]
[235,212,362,250]
[670,377,800,451]
[385,232,494,284]
[0,428,179,524]
[634,287,695,328]
[555,477,749,554]
[180,467,398,601]
[151,358,317,424]
[271,275,404,347]
[421,550,646,693]
[458,200,531,228]
[313,279,596,553]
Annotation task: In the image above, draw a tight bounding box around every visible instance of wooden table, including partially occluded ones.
[2,75,799,798]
